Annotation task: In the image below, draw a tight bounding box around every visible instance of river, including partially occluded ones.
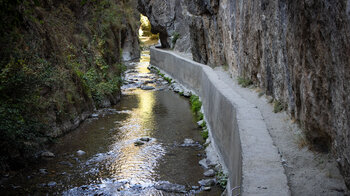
[0,50,222,195]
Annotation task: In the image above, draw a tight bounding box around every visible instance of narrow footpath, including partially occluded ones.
[214,68,348,195]
[168,50,349,195]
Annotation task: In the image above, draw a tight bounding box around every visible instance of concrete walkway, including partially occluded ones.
[214,67,347,196]
[150,48,290,195]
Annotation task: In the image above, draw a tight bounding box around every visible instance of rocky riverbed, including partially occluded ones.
[0,50,223,195]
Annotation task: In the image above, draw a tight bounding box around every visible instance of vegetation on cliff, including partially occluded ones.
[0,0,139,171]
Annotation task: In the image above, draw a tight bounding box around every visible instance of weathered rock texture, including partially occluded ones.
[139,0,350,188]
[137,0,191,52]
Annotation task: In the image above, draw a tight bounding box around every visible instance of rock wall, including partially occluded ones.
[139,0,350,188]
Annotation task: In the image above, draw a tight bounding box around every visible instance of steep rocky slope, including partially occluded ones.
[0,0,139,170]
[138,0,350,188]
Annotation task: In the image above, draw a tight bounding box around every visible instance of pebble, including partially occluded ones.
[39,169,48,174]
[203,186,211,191]
[41,151,55,158]
[154,181,187,193]
[180,138,199,147]
[141,85,155,90]
[140,137,151,142]
[134,141,145,146]
[59,161,73,167]
[47,181,57,187]
[183,138,195,144]
[91,113,99,118]
[192,186,200,190]
[198,178,216,186]
[76,150,86,156]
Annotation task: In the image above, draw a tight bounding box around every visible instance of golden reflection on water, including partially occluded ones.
[138,50,151,74]
[109,51,159,184]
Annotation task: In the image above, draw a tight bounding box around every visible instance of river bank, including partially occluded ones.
[0,50,223,195]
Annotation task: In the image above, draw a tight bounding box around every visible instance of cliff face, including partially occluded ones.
[0,0,139,170]
[138,0,350,187]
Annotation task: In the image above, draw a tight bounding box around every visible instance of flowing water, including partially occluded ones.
[0,50,222,195]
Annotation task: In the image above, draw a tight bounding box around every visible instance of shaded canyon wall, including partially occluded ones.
[138,0,350,187]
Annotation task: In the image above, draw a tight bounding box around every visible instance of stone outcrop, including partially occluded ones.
[139,0,350,188]
[137,0,191,52]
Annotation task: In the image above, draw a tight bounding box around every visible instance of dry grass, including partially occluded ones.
[295,133,308,149]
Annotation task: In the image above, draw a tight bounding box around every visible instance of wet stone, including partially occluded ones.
[192,186,200,190]
[204,169,215,177]
[199,159,209,170]
[76,150,86,156]
[184,138,195,144]
[198,178,216,187]
[197,120,204,127]
[154,181,187,193]
[140,137,151,142]
[134,141,145,146]
[141,85,155,90]
[59,161,73,167]
[41,151,55,158]
[91,114,99,118]
[39,169,48,175]
[180,138,200,147]
[203,186,211,191]
[47,181,57,187]
[183,90,191,97]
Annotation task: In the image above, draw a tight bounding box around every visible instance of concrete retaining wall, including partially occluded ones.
[151,47,290,195]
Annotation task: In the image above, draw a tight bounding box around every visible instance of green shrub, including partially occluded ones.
[258,91,265,97]
[273,100,284,113]
[201,129,208,140]
[172,32,180,46]
[200,120,207,129]
[198,112,204,121]
[216,170,228,189]
[190,95,202,117]
[238,77,253,88]
[164,77,172,83]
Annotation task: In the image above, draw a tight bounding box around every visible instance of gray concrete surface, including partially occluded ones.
[151,47,290,196]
